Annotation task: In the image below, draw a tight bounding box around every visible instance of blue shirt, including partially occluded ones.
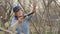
[10,14,32,34]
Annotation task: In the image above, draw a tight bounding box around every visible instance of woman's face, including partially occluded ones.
[16,10,23,17]
[15,9,24,21]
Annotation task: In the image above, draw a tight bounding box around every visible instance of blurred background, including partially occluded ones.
[0,0,60,34]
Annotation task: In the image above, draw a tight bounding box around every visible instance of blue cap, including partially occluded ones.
[13,6,21,12]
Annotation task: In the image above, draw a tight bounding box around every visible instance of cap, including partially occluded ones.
[13,6,21,12]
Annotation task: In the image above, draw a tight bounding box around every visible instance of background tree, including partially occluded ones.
[0,0,60,34]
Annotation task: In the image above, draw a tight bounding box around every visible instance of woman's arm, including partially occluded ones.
[12,20,19,32]
[9,18,22,32]
[27,11,35,16]
[24,11,35,17]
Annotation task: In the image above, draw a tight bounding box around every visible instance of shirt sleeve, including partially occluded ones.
[9,17,17,30]
[24,14,32,22]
